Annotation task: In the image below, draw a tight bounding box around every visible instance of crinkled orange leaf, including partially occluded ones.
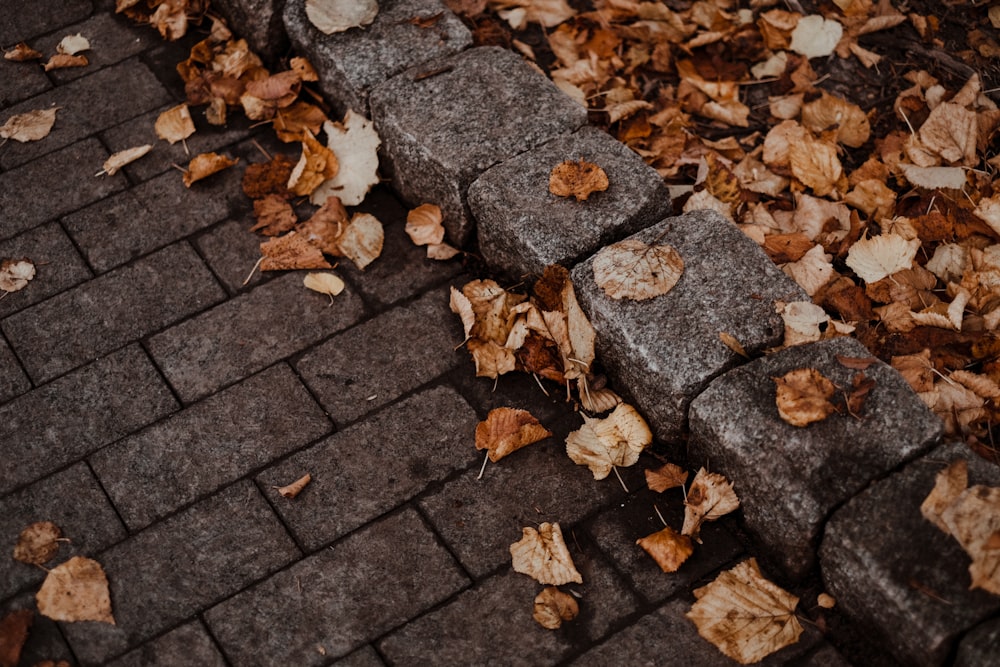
[260,232,332,271]
[43,54,88,71]
[475,407,552,462]
[682,467,740,540]
[773,368,836,427]
[4,42,43,61]
[533,587,579,630]
[549,159,610,201]
[36,556,115,625]
[12,521,62,566]
[242,154,295,199]
[183,152,238,187]
[510,522,583,585]
[645,462,689,493]
[637,525,694,573]
[287,130,338,197]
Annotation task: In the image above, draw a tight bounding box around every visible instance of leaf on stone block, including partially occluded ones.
[0,108,59,142]
[275,473,312,499]
[549,159,609,201]
[260,232,332,271]
[637,524,694,573]
[533,587,579,630]
[592,239,684,301]
[12,521,62,566]
[773,368,836,427]
[845,233,920,284]
[645,462,688,493]
[252,195,298,236]
[4,42,43,61]
[405,204,445,246]
[682,467,740,540]
[0,258,36,293]
[475,407,552,462]
[183,152,238,187]
[57,34,90,56]
[155,104,196,144]
[0,609,32,667]
[305,0,378,34]
[311,111,381,206]
[288,130,338,197]
[565,403,652,480]
[687,558,803,664]
[510,522,583,585]
[779,301,830,347]
[336,212,383,270]
[941,484,1000,595]
[921,459,969,534]
[36,556,115,625]
[100,144,153,176]
[303,273,344,301]
[43,54,88,71]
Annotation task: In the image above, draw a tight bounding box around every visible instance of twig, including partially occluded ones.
[612,466,629,493]
[242,256,263,286]
[653,503,668,527]
[252,139,272,161]
[476,452,489,480]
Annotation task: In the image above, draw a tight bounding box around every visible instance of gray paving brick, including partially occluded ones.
[956,617,1000,667]
[0,462,126,603]
[296,288,461,424]
[214,0,288,62]
[690,337,942,580]
[370,47,588,244]
[334,645,385,667]
[0,0,91,44]
[32,13,157,84]
[0,59,172,170]
[0,592,75,666]
[147,271,366,403]
[798,644,853,667]
[0,334,29,403]
[257,385,478,551]
[104,620,227,667]
[0,58,51,107]
[0,345,177,495]
[92,363,331,530]
[205,508,469,666]
[572,210,808,443]
[3,242,225,383]
[820,441,1000,666]
[470,126,672,279]
[192,218,267,293]
[0,138,128,241]
[284,0,471,116]
[60,481,300,665]
[0,222,92,318]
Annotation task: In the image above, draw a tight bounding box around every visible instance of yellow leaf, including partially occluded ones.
[36,557,115,625]
[288,130,338,197]
[303,272,345,299]
[773,368,836,427]
[475,407,552,462]
[565,403,652,480]
[592,239,684,301]
[510,522,583,585]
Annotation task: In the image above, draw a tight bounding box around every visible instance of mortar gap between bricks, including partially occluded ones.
[196,613,239,667]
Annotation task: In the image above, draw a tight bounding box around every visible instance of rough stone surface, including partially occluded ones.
[146,271,365,403]
[258,386,477,550]
[955,617,1000,667]
[0,56,51,107]
[205,508,469,666]
[2,242,225,383]
[0,345,177,495]
[295,288,462,424]
[333,646,385,667]
[0,222,93,318]
[192,219,268,293]
[0,0,91,44]
[0,336,29,404]
[820,441,1000,666]
[798,645,854,666]
[213,0,288,62]
[92,363,331,530]
[572,210,808,443]
[470,126,672,278]
[370,46,589,244]
[104,620,228,667]
[32,13,157,83]
[690,336,942,579]
[283,0,471,116]
[60,481,300,665]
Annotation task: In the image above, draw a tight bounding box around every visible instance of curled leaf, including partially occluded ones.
[549,159,609,201]
[475,407,552,462]
[405,204,445,246]
[183,152,238,187]
[0,258,36,293]
[305,0,378,34]
[682,468,740,540]
[155,104,196,144]
[565,403,652,480]
[0,108,59,142]
[303,273,345,299]
[275,473,312,499]
[288,130,338,197]
[100,144,153,176]
[773,368,836,427]
[592,239,684,301]
[4,42,43,61]
[510,522,583,585]
[533,587,579,630]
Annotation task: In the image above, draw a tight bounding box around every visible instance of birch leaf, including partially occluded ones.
[510,522,583,585]
[592,239,684,301]
[36,557,115,625]
[565,403,652,480]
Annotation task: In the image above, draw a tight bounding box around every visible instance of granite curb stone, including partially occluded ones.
[955,617,1000,667]
[213,0,288,63]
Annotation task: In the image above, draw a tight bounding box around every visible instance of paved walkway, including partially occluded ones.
[1,3,871,665]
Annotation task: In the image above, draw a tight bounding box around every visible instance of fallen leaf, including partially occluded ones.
[549,159,610,201]
[155,104,196,144]
[788,133,843,197]
[592,238,684,301]
[0,108,59,142]
[637,524,694,573]
[817,592,836,609]
[4,42,43,61]
[789,15,843,59]
[918,103,978,166]
[897,163,967,190]
[565,403,652,480]
[0,258,36,293]
[251,195,298,236]
[779,301,830,347]
[310,111,381,206]
[405,204,445,246]
[645,462,689,493]
[260,232,333,271]
[941,485,1000,594]
[302,272,345,300]
[36,556,115,624]
[845,234,920,283]
[43,54,88,71]
[290,56,319,82]
[57,34,90,55]
[288,130,338,197]
[920,459,968,533]
[510,522,583,585]
[306,0,378,33]
[275,473,312,498]
[475,407,552,462]
[335,212,383,270]
[427,243,461,260]
[578,384,621,413]
[273,101,328,143]
[242,154,295,199]
[687,558,803,664]
[682,467,740,540]
[0,609,32,667]
[12,521,62,566]
[801,92,870,148]
[100,144,153,176]
[535,264,595,380]
[774,368,837,427]
[533,587,579,630]
[183,152,238,187]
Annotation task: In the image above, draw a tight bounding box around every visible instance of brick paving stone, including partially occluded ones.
[448,361,581,426]
[147,271,365,403]
[3,242,225,383]
[689,337,942,580]
[797,645,854,667]
[0,592,76,666]
[0,57,51,107]
[0,59,173,170]
[0,462,127,603]
[0,0,91,44]
[192,218,268,293]
[295,288,462,424]
[92,363,331,531]
[370,46,588,244]
[283,0,472,116]
[104,620,228,667]
[0,335,29,404]
[0,138,128,241]
[204,508,469,666]
[572,210,808,444]
[32,13,157,84]
[333,646,385,667]
[0,345,177,495]
[955,617,1000,667]
[257,385,477,551]
[213,0,288,62]
[820,441,1000,667]
[0,222,93,318]
[469,126,672,279]
[60,481,300,665]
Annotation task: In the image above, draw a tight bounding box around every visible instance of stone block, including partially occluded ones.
[820,441,1000,666]
[572,210,807,443]
[60,481,299,665]
[91,363,331,530]
[469,126,672,278]
[0,222,92,319]
[104,620,228,667]
[370,46,588,244]
[333,646,384,667]
[257,386,477,550]
[3,242,225,383]
[204,508,469,665]
[146,270,364,403]
[0,0,90,44]
[956,618,1000,667]
[192,219,268,293]
[0,345,177,495]
[283,0,471,116]
[0,336,29,404]
[689,337,942,579]
[213,0,288,63]
[32,13,157,84]
[295,288,462,424]
[0,57,51,107]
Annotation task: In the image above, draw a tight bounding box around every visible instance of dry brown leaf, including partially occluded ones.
[549,159,610,201]
[57,33,90,55]
[288,130,338,197]
[782,245,834,297]
[12,521,62,566]
[682,467,740,540]
[0,108,58,142]
[535,264,595,380]
[0,609,32,667]
[845,234,919,283]
[306,0,378,34]
[510,522,583,585]
[788,133,843,197]
[260,232,333,271]
[427,243,460,260]
[941,485,1000,594]
[100,144,153,176]
[36,556,115,624]
[405,204,445,246]
[0,258,36,293]
[155,104,196,144]
[801,93,870,148]
[579,384,621,413]
[290,56,319,82]
[4,42,43,61]
[183,152,238,187]
[817,593,836,609]
[475,407,552,462]
[897,163,968,190]
[565,403,652,480]
[467,339,518,378]
[533,587,579,630]
[251,195,298,236]
[275,473,312,499]
[918,102,978,166]
[302,273,345,300]
[273,101,328,143]
[592,239,684,301]
[687,558,803,664]
[243,154,295,200]
[637,524,694,573]
[645,462,689,493]
[773,368,836,427]
[311,111,381,206]
[779,301,830,347]
[43,54,88,71]
[336,212,383,270]
[920,459,969,534]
